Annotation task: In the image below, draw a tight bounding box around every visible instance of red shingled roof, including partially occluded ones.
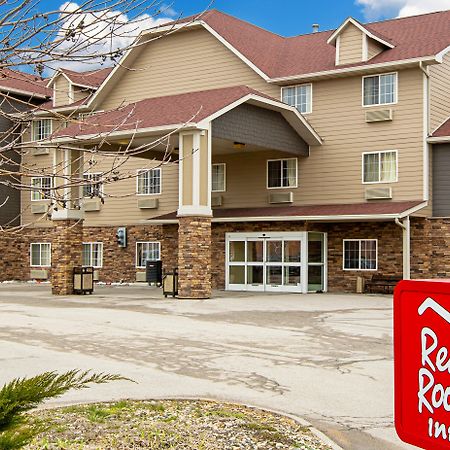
[150,201,425,222]
[432,118,450,138]
[52,85,277,139]
[59,67,113,88]
[167,9,450,78]
[0,69,50,98]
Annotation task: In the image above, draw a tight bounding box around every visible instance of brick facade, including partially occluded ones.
[178,216,212,299]
[51,220,83,295]
[2,217,450,294]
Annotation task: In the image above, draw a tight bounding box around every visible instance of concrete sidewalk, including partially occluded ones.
[0,284,417,449]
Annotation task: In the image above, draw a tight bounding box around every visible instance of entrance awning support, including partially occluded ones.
[395,216,411,280]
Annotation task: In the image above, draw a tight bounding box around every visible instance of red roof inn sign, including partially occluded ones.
[395,280,450,449]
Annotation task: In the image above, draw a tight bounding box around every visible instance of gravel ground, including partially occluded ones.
[26,400,333,449]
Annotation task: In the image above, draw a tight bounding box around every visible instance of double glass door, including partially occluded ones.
[226,232,326,293]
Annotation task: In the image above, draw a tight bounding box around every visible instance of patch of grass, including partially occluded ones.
[242,421,276,432]
[204,408,247,420]
[143,402,165,413]
[86,405,112,422]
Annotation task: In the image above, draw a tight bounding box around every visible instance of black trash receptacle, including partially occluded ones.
[73,267,94,295]
[146,260,163,285]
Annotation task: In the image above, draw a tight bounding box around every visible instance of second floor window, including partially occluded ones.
[363,73,397,106]
[282,84,312,114]
[137,168,161,195]
[33,119,52,141]
[267,158,298,189]
[363,151,397,183]
[82,242,103,268]
[212,163,226,192]
[83,173,102,197]
[31,177,52,201]
[136,242,160,268]
[30,243,51,267]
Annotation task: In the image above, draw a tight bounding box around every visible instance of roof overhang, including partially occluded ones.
[148,201,428,225]
[0,86,48,100]
[327,17,395,49]
[428,136,450,144]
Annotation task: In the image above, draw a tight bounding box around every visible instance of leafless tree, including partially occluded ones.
[0,0,209,232]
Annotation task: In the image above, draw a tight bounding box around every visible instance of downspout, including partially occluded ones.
[395,217,411,280]
[419,61,430,202]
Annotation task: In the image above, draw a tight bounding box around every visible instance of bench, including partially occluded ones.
[365,275,402,294]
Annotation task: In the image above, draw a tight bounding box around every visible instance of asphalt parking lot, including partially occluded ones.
[0,284,418,450]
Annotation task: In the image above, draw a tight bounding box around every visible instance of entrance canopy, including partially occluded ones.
[49,85,322,151]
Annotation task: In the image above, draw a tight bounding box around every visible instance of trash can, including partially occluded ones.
[146,260,163,286]
[73,267,94,295]
[163,268,178,298]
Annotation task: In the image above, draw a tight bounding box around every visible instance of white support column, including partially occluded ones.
[396,217,411,280]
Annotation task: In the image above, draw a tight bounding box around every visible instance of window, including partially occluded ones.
[363,150,397,183]
[267,159,298,189]
[33,119,52,140]
[136,242,161,268]
[212,163,226,192]
[83,173,102,197]
[137,168,161,195]
[30,243,51,267]
[343,239,377,270]
[82,242,103,268]
[363,73,397,106]
[31,177,53,201]
[282,84,312,114]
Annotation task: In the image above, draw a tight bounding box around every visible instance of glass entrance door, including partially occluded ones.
[226,232,324,293]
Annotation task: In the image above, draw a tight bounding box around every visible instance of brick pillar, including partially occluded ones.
[178,216,211,299]
[51,219,83,295]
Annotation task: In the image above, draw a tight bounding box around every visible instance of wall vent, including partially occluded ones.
[138,198,159,209]
[269,192,294,204]
[211,195,223,207]
[30,269,48,280]
[365,187,392,200]
[31,203,49,214]
[136,271,146,282]
[83,198,101,212]
[31,147,50,156]
[365,109,393,123]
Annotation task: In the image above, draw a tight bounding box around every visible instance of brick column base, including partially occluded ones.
[52,219,83,295]
[178,216,211,299]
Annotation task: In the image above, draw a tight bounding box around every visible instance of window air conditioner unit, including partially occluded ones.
[269,192,294,204]
[31,147,50,156]
[136,272,146,282]
[83,198,101,212]
[365,187,392,200]
[31,203,49,214]
[365,109,393,123]
[138,198,159,209]
[211,195,223,207]
[30,269,48,280]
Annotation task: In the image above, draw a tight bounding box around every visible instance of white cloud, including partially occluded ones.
[45,2,172,73]
[355,0,449,19]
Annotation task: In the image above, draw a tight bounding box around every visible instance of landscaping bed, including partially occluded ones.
[26,399,333,449]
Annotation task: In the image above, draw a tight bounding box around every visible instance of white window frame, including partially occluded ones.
[82,242,103,268]
[281,83,313,114]
[135,241,161,269]
[211,163,226,193]
[30,176,53,201]
[266,158,298,190]
[30,243,52,267]
[362,72,398,107]
[136,168,162,196]
[32,119,52,141]
[361,150,398,184]
[343,239,378,271]
[82,172,103,198]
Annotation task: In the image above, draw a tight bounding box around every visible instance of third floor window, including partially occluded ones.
[281,84,312,114]
[363,73,397,106]
[137,168,161,195]
[33,119,52,141]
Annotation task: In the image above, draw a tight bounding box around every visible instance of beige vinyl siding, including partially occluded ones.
[338,24,364,65]
[98,28,278,111]
[82,157,179,226]
[73,86,90,103]
[53,75,72,107]
[367,38,385,60]
[212,68,424,207]
[430,52,450,132]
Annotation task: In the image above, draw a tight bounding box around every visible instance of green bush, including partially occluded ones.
[0,370,126,450]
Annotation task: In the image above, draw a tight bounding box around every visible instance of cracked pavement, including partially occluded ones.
[0,284,419,450]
